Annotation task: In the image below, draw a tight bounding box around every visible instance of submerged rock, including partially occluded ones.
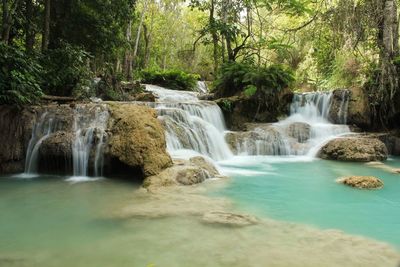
[336,176,384,189]
[318,137,388,162]
[202,211,258,227]
[107,103,172,177]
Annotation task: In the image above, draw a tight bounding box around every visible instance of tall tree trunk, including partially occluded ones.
[209,0,219,75]
[2,0,22,43]
[41,0,50,52]
[373,0,400,127]
[132,0,148,71]
[25,0,35,51]
[124,19,133,79]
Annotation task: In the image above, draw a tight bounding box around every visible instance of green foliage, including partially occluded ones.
[220,99,233,112]
[140,69,200,91]
[243,85,257,97]
[213,62,253,97]
[0,44,43,105]
[214,62,294,98]
[325,52,361,88]
[40,43,92,97]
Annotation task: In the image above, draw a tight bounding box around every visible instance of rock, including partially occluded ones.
[133,92,156,102]
[0,106,36,173]
[202,211,258,226]
[318,137,388,162]
[365,161,400,174]
[143,156,221,189]
[286,122,311,143]
[215,89,293,131]
[108,103,172,177]
[39,131,74,158]
[225,125,287,155]
[189,156,219,177]
[329,88,371,129]
[336,176,384,189]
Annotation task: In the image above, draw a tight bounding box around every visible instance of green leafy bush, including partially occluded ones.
[0,43,43,105]
[40,43,92,97]
[140,69,200,91]
[214,62,294,98]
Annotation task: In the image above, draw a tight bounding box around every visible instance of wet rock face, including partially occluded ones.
[286,122,311,143]
[0,106,36,173]
[318,137,388,162]
[107,103,172,177]
[336,176,384,189]
[39,131,74,158]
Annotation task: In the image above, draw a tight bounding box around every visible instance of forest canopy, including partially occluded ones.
[1,0,400,127]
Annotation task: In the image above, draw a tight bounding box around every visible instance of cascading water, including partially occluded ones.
[337,90,350,125]
[196,81,208,93]
[71,105,109,178]
[146,85,232,161]
[24,112,56,175]
[232,91,350,156]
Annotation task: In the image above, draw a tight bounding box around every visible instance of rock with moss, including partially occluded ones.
[107,103,172,177]
[318,137,388,162]
[336,176,384,189]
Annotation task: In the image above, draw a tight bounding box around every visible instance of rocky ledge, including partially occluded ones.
[336,176,384,189]
[318,137,388,162]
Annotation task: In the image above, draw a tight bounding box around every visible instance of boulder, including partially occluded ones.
[108,103,172,177]
[318,137,388,162]
[336,176,384,189]
[286,122,311,143]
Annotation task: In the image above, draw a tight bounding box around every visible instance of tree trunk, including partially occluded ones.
[2,0,22,43]
[373,0,400,127]
[41,0,50,52]
[210,0,219,75]
[124,19,133,80]
[25,0,35,51]
[132,0,148,70]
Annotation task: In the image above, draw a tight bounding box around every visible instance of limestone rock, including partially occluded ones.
[143,156,221,189]
[189,156,219,177]
[202,211,258,226]
[318,137,388,162]
[39,131,74,158]
[336,176,384,189]
[286,122,311,143]
[108,103,172,177]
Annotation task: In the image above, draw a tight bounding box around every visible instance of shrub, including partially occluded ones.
[213,62,253,97]
[40,43,92,97]
[214,62,294,98]
[0,43,43,105]
[140,69,200,91]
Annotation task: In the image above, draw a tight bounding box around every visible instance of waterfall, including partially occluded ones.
[196,81,208,93]
[337,90,350,125]
[146,85,233,161]
[229,91,350,157]
[71,105,109,178]
[24,112,56,175]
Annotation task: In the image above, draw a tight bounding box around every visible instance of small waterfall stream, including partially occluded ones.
[24,113,56,175]
[71,105,109,178]
[24,105,109,180]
